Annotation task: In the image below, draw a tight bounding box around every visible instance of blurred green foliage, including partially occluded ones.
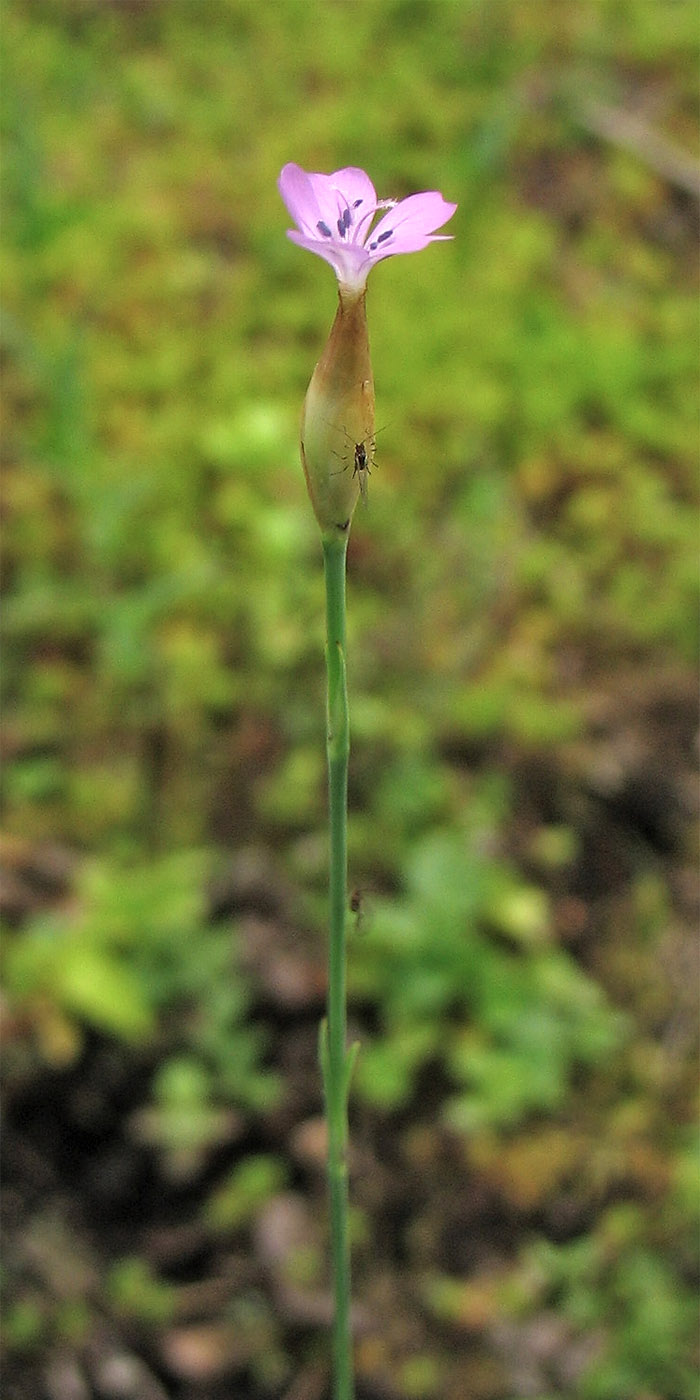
[2,1,698,1397]
[352,819,625,1119]
[2,850,280,1128]
[107,1256,177,1326]
[527,1215,699,1399]
[205,1154,288,1233]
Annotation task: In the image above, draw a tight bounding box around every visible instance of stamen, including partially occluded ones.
[317,220,332,237]
[353,199,363,208]
[335,206,352,238]
[369,228,394,252]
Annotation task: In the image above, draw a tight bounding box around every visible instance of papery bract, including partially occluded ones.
[300,288,375,538]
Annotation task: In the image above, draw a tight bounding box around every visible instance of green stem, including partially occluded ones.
[321,532,355,1400]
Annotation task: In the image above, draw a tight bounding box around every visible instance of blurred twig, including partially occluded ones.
[578,97,700,200]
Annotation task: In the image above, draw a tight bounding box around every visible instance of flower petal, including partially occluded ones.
[278,163,326,238]
[279,163,380,246]
[327,167,378,221]
[369,191,457,256]
[286,230,372,288]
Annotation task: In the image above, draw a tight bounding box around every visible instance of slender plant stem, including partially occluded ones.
[321,532,355,1400]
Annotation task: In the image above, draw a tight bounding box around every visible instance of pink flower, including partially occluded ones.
[278,163,457,293]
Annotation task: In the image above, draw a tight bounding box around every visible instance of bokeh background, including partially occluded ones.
[2,3,698,1399]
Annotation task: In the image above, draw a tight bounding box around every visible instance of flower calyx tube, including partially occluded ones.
[300,284,375,539]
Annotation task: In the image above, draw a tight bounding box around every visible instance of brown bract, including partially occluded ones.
[300,286,375,538]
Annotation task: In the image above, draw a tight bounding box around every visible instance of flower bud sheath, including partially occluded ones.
[301,285,375,539]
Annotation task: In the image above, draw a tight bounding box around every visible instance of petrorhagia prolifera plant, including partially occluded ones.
[278,162,456,1400]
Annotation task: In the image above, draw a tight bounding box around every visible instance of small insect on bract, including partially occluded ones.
[331,424,387,505]
[351,439,371,503]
